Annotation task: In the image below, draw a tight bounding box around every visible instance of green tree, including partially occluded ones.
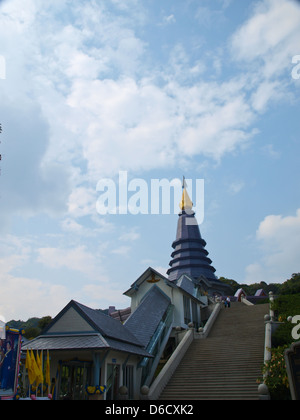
[23,327,40,340]
[280,273,300,295]
[38,316,52,331]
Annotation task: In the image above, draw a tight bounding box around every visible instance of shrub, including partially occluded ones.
[272,323,294,348]
[261,345,290,400]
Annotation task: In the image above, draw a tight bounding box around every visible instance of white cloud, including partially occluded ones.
[0,101,71,230]
[0,273,70,320]
[163,14,176,25]
[111,246,131,256]
[37,245,107,281]
[82,283,129,308]
[0,235,70,319]
[261,143,280,159]
[1,0,298,222]
[66,77,178,179]
[67,187,97,218]
[119,230,140,242]
[227,181,245,195]
[250,80,282,113]
[245,209,300,284]
[177,93,255,159]
[230,0,300,79]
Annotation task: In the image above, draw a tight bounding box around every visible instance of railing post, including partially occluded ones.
[264,314,272,368]
[269,291,275,321]
[258,292,274,400]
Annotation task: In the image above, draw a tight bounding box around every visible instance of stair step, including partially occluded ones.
[159,303,268,400]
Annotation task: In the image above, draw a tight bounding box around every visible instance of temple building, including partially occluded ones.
[21,178,232,400]
[167,181,232,297]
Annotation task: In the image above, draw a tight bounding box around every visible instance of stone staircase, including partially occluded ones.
[159,302,269,400]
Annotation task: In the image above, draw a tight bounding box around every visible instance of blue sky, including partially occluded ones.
[0,0,300,320]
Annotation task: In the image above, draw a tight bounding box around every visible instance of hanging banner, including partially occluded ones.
[0,329,22,400]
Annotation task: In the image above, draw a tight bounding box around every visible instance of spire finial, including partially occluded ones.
[179,176,193,211]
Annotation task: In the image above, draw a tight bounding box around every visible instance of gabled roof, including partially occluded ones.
[124,267,206,305]
[123,267,174,297]
[70,301,141,347]
[255,289,267,297]
[125,285,172,348]
[22,300,152,358]
[234,288,247,297]
[175,274,196,297]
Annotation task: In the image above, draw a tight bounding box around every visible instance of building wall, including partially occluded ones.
[47,349,141,400]
[47,307,94,333]
[130,276,202,330]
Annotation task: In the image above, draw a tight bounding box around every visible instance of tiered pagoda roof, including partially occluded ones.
[167,178,232,296]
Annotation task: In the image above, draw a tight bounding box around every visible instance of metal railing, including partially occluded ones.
[139,304,174,386]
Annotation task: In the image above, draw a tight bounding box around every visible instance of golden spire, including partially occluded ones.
[179,176,193,211]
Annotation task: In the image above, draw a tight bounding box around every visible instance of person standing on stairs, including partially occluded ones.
[226,296,231,308]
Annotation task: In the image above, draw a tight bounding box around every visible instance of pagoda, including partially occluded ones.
[167,178,232,297]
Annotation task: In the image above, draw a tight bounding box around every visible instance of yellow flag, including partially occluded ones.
[46,350,51,386]
[25,349,34,385]
[30,349,39,380]
[36,351,44,386]
[26,349,36,385]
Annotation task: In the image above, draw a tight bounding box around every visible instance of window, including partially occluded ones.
[106,364,120,400]
[183,295,191,325]
[191,301,199,330]
[124,365,134,399]
[59,361,92,400]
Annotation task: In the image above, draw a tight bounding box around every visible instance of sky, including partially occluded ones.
[0,0,300,321]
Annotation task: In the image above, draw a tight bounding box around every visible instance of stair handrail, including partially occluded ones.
[147,302,222,399]
[241,296,254,306]
[147,327,194,400]
[197,302,221,339]
[139,304,174,386]
[258,292,273,400]
[264,292,275,367]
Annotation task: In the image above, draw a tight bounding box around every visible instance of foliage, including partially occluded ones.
[272,323,294,348]
[280,273,300,295]
[38,316,52,331]
[23,327,41,340]
[258,276,300,400]
[7,316,52,339]
[219,273,300,297]
[272,294,300,322]
[218,277,240,294]
[260,346,290,400]
[8,317,40,330]
[271,293,300,348]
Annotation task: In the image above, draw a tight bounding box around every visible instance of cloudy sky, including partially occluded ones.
[0,0,299,321]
